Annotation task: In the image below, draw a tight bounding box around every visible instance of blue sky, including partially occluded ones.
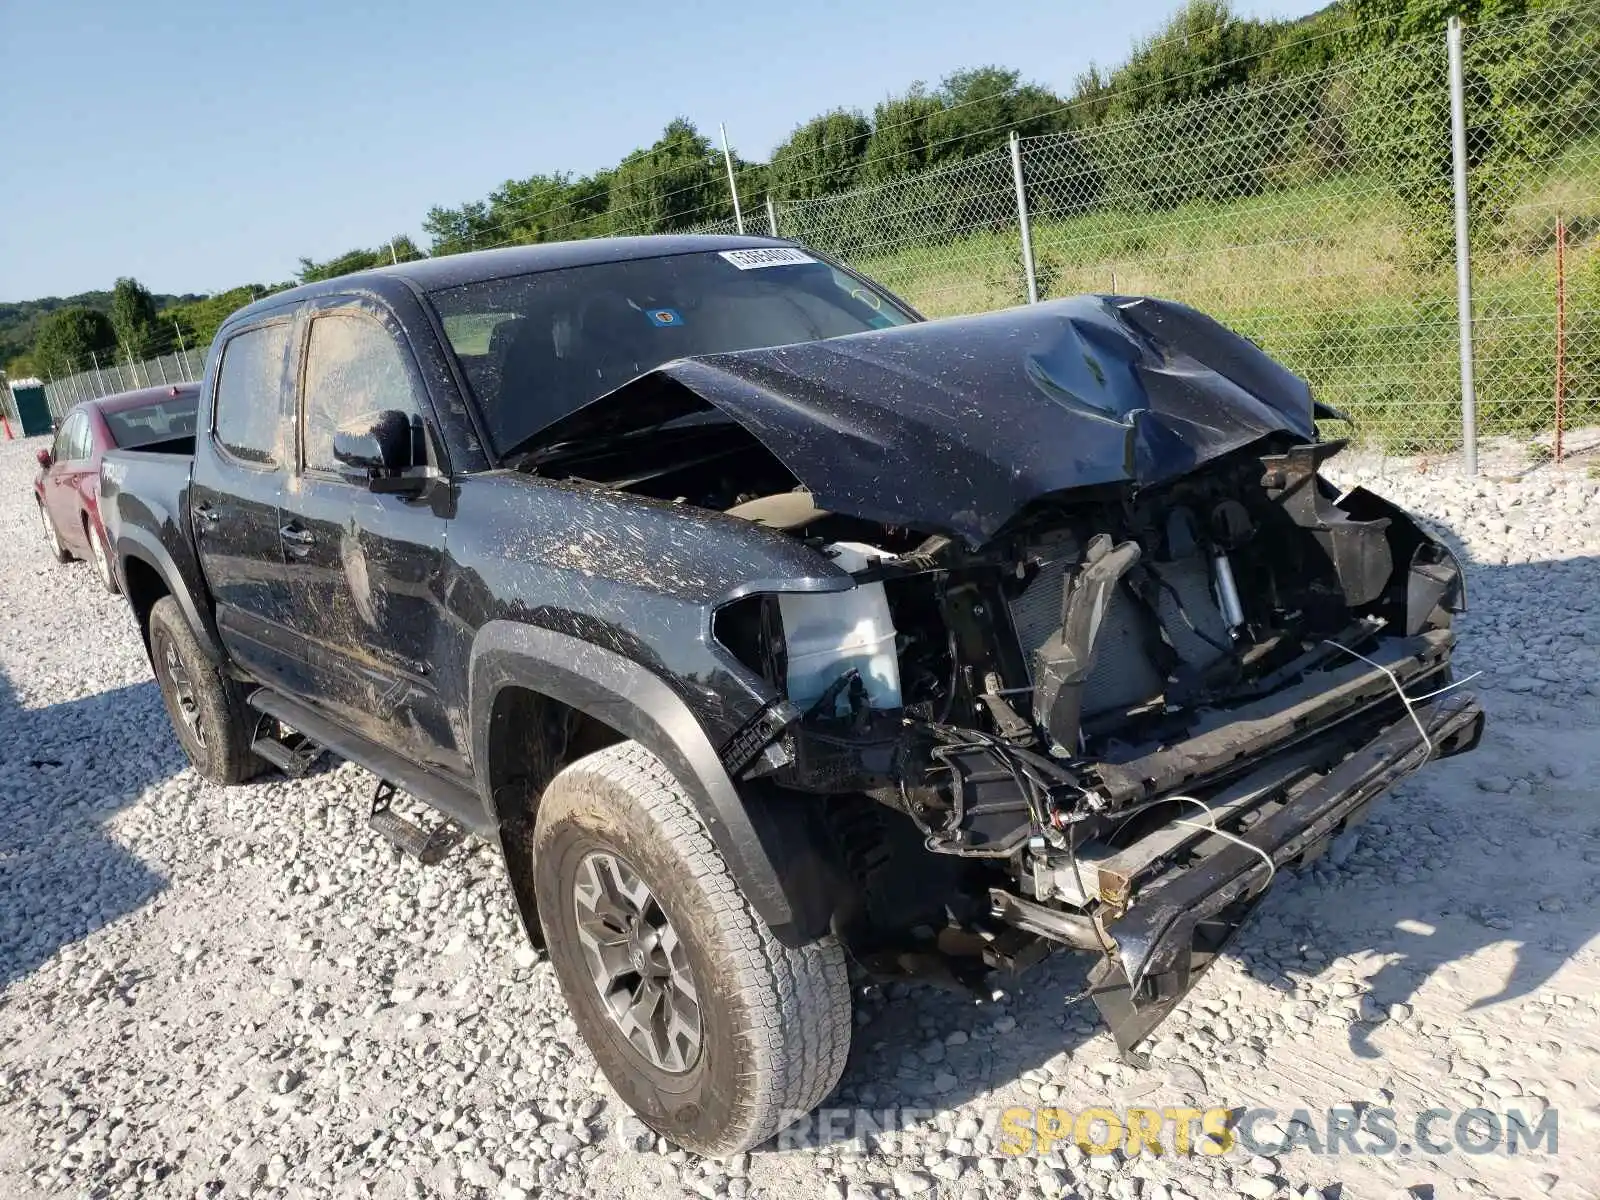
[0,0,1324,301]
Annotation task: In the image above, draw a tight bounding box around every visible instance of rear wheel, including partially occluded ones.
[532,742,852,1156]
[38,500,69,563]
[85,516,119,594]
[148,596,265,784]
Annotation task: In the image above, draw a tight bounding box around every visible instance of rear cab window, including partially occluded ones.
[213,323,292,467]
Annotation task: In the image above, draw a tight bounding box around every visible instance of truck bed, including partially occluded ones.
[99,444,206,633]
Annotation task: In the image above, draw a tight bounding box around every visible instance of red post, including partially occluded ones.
[1,412,11,440]
[1555,214,1567,464]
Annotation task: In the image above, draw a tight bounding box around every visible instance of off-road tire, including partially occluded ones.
[532,741,852,1156]
[39,500,69,563]
[85,515,120,595]
[148,596,266,785]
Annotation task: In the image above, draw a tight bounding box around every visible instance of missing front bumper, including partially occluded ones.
[1085,691,1484,1059]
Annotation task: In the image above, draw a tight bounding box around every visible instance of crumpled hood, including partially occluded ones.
[541,295,1318,546]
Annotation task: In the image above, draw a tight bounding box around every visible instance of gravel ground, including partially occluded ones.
[1,432,1598,1200]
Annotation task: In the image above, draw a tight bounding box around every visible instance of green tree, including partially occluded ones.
[33,307,117,378]
[164,285,277,355]
[768,109,871,201]
[424,200,496,255]
[861,85,944,182]
[926,67,1068,165]
[1103,0,1281,116]
[110,277,161,360]
[1344,0,1528,50]
[298,235,424,283]
[607,119,725,233]
[1341,0,1589,258]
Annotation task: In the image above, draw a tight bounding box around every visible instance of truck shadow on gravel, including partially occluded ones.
[0,669,185,991]
[819,550,1600,1125]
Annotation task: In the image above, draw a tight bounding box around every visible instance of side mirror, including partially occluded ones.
[35,449,53,469]
[332,410,419,490]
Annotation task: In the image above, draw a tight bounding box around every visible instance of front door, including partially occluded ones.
[190,316,297,689]
[276,302,465,776]
[43,412,90,552]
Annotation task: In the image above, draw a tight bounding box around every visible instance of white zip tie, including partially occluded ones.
[1122,794,1278,999]
[1323,639,1434,758]
[1166,794,1278,895]
[1405,670,1483,703]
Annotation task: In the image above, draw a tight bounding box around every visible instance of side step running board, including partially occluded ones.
[250,715,328,778]
[369,779,464,865]
[243,688,494,838]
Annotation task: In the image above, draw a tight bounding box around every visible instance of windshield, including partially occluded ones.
[103,393,199,448]
[426,247,917,456]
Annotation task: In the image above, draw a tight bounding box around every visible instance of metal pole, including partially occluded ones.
[389,239,400,265]
[766,195,779,239]
[1009,132,1039,305]
[1448,15,1478,475]
[1555,213,1567,464]
[156,355,169,385]
[89,350,103,398]
[173,322,191,379]
[720,122,745,235]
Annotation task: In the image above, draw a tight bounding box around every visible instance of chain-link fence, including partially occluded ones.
[793,3,1596,462]
[37,348,205,424]
[1463,6,1600,457]
[23,6,1594,465]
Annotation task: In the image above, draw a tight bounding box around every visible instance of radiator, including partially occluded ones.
[1008,539,1227,717]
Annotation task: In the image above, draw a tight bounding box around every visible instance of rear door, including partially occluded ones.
[190,316,298,688]
[275,299,465,774]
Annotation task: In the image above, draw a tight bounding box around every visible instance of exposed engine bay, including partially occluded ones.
[518,296,1484,1054]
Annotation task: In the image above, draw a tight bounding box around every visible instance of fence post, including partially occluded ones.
[89,350,103,398]
[720,123,745,235]
[766,195,780,239]
[1009,132,1039,305]
[1447,15,1478,475]
[1555,213,1567,463]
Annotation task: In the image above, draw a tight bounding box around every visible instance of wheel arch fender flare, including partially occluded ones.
[114,528,224,665]
[468,620,815,945]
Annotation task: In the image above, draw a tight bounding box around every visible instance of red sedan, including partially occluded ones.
[33,383,199,593]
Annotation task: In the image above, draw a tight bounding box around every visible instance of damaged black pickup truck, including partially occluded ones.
[99,235,1482,1156]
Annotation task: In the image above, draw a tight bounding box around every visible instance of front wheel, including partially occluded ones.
[148,596,265,784]
[532,742,852,1156]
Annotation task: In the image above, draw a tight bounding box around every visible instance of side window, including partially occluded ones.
[301,313,423,474]
[71,416,93,461]
[214,323,291,466]
[52,414,80,462]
